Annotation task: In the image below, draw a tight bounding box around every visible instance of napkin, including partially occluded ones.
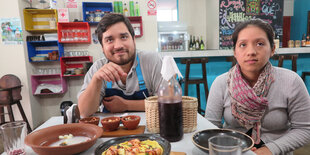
[65,104,81,123]
[161,56,183,81]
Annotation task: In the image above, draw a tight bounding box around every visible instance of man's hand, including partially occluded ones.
[251,146,272,155]
[102,96,128,112]
[93,62,127,83]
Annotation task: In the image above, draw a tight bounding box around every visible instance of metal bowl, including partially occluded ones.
[192,129,254,153]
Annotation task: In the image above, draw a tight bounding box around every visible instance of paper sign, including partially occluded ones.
[147,0,157,16]
[57,8,69,22]
[66,0,77,8]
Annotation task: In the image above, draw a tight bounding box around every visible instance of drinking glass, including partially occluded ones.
[0,121,27,155]
[208,135,242,155]
[61,30,66,42]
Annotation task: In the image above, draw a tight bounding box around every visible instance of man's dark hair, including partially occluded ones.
[232,19,275,50]
[96,13,135,47]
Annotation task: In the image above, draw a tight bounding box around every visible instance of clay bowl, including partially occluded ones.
[121,115,141,130]
[25,123,102,155]
[101,117,120,131]
[79,116,100,125]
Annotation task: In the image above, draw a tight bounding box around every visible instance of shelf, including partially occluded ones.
[60,56,93,77]
[23,9,58,33]
[57,22,91,43]
[31,74,67,96]
[82,2,113,23]
[128,16,143,38]
[27,40,64,62]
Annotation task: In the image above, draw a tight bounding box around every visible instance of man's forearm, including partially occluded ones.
[78,78,103,117]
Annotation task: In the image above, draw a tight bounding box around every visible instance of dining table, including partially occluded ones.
[16,112,255,155]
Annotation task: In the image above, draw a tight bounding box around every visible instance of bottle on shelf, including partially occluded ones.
[119,1,123,14]
[195,36,200,50]
[113,1,119,13]
[135,1,140,16]
[307,34,310,46]
[129,1,135,16]
[189,35,193,51]
[274,35,280,49]
[192,36,196,50]
[49,16,56,29]
[200,36,205,50]
[123,2,129,16]
[301,34,306,47]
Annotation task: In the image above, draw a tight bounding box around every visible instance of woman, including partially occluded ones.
[205,19,310,155]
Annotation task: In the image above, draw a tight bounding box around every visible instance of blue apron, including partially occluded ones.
[102,55,149,112]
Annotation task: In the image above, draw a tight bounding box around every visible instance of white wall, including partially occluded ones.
[0,0,34,128]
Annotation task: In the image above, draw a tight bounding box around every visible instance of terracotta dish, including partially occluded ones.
[25,123,102,155]
[121,115,141,130]
[79,116,100,125]
[101,116,120,131]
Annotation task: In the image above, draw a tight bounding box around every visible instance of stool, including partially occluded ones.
[0,74,32,133]
[272,54,298,72]
[181,58,208,116]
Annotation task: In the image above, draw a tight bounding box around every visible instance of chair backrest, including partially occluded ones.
[272,54,298,72]
[0,74,22,102]
[226,56,237,67]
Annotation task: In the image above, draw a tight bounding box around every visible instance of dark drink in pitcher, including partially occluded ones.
[158,101,183,142]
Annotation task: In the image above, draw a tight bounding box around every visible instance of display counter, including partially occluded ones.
[159,47,310,58]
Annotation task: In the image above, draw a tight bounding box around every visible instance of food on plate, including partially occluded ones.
[49,134,91,147]
[102,139,163,155]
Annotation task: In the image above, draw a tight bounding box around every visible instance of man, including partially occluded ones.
[78,13,163,117]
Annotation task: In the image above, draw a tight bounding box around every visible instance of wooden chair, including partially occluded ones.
[272,54,298,72]
[181,58,208,116]
[301,72,310,81]
[226,56,237,67]
[0,74,32,133]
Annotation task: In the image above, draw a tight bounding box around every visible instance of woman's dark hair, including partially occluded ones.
[96,13,135,47]
[232,19,275,50]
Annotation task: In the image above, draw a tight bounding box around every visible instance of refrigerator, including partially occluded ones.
[158,22,188,52]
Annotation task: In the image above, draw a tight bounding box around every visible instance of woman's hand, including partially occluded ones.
[252,146,272,155]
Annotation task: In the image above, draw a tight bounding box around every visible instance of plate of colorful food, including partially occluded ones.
[95,134,171,155]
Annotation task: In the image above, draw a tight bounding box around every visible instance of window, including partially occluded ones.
[157,0,178,22]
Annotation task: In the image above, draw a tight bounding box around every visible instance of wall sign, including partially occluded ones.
[66,0,77,8]
[57,8,69,22]
[147,0,157,16]
[0,18,23,45]
[219,0,284,49]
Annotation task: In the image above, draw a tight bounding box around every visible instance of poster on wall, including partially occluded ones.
[0,18,23,45]
[219,0,283,49]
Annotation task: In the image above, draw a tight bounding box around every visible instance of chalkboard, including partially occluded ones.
[219,0,284,50]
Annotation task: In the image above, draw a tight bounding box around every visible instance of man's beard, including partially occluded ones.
[110,48,135,66]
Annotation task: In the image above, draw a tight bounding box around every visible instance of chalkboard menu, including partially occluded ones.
[219,0,284,49]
